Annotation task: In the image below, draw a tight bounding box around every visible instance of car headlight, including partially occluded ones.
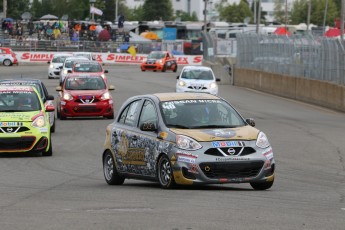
[101,74,105,78]
[209,82,218,89]
[101,92,111,100]
[176,135,202,150]
[63,93,73,101]
[159,60,164,64]
[49,64,54,69]
[32,115,46,127]
[256,132,270,149]
[63,69,68,74]
[178,80,186,87]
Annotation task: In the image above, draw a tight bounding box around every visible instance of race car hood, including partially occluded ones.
[0,111,41,122]
[170,125,259,141]
[68,89,107,97]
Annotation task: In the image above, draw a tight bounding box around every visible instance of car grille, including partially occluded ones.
[0,127,30,133]
[74,106,101,113]
[0,136,36,151]
[53,71,60,75]
[75,96,99,104]
[204,147,256,157]
[144,66,156,69]
[188,86,207,90]
[199,161,264,179]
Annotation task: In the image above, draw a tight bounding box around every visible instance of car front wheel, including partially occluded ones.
[103,150,125,185]
[3,59,12,66]
[157,155,176,189]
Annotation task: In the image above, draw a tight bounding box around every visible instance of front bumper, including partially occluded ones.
[60,100,114,117]
[176,86,218,95]
[170,144,275,185]
[0,127,51,154]
[48,68,61,78]
[141,63,163,71]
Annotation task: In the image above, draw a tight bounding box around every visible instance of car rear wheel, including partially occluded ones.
[250,179,274,190]
[157,155,176,189]
[162,64,167,72]
[103,150,125,185]
[3,59,12,66]
[51,120,55,133]
[173,64,178,72]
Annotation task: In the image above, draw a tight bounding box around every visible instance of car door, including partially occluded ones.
[112,99,159,178]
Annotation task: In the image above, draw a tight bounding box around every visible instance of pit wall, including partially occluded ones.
[234,68,345,113]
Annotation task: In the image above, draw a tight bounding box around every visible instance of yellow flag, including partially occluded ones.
[127,45,136,57]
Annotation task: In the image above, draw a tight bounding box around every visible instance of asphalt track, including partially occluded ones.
[0,64,344,230]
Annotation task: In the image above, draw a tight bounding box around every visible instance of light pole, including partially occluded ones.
[115,0,119,22]
[90,0,96,21]
[3,0,7,18]
[203,0,208,32]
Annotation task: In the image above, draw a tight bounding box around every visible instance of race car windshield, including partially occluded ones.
[74,63,102,72]
[52,56,70,63]
[160,99,246,129]
[182,69,214,80]
[65,77,106,90]
[0,82,44,99]
[0,91,41,112]
[147,52,165,59]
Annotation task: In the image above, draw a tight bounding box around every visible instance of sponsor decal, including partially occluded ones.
[263,148,274,160]
[188,164,199,174]
[264,159,271,169]
[212,141,245,148]
[177,156,196,164]
[39,127,48,132]
[118,133,146,165]
[215,157,250,161]
[60,101,66,105]
[21,53,54,62]
[0,122,23,127]
[202,129,236,138]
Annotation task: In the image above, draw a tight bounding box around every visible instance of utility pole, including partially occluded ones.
[285,0,288,30]
[115,0,119,22]
[323,0,329,34]
[254,0,257,24]
[307,0,311,34]
[256,0,261,33]
[203,0,208,33]
[3,0,7,18]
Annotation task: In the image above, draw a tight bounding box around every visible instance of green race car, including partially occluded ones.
[0,85,54,156]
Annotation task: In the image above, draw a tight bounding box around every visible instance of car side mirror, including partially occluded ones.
[104,70,108,73]
[246,118,255,127]
[216,78,221,82]
[176,76,179,79]
[140,122,157,132]
[108,85,115,90]
[45,104,55,112]
[56,86,62,91]
[67,70,72,73]
[59,66,63,69]
[47,95,54,100]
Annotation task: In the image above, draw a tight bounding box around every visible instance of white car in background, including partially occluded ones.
[72,52,95,61]
[47,53,73,79]
[59,56,89,84]
[176,66,221,95]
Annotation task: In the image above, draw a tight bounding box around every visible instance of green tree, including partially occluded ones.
[219,0,252,23]
[142,0,173,21]
[274,0,286,24]
[175,11,198,22]
[30,0,43,19]
[311,0,338,26]
[126,6,145,21]
[7,0,30,20]
[290,0,308,24]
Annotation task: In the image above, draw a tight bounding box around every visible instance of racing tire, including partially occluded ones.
[157,155,176,189]
[103,150,125,185]
[105,113,114,119]
[162,64,167,72]
[141,68,145,72]
[56,109,60,119]
[250,180,274,190]
[51,120,55,133]
[59,113,66,120]
[173,64,178,72]
[3,59,12,66]
[42,137,53,157]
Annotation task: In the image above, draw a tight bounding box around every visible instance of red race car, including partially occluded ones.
[56,74,115,119]
[0,47,18,66]
[141,51,178,72]
[68,60,108,81]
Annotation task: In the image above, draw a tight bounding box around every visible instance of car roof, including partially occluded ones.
[65,56,89,61]
[65,74,104,79]
[53,53,73,57]
[0,78,42,83]
[0,85,35,92]
[153,93,220,102]
[182,66,212,71]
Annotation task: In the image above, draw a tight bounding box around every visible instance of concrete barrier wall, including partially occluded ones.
[234,68,345,112]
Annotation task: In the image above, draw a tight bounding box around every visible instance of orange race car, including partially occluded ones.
[141,51,178,72]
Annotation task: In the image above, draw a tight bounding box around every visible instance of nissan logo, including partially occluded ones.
[6,127,13,133]
[227,148,236,155]
[204,166,211,172]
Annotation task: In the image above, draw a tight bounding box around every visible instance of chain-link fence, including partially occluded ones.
[236,34,345,85]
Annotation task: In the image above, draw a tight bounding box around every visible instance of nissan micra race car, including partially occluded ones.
[102,93,275,190]
[140,51,178,72]
[0,86,54,156]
